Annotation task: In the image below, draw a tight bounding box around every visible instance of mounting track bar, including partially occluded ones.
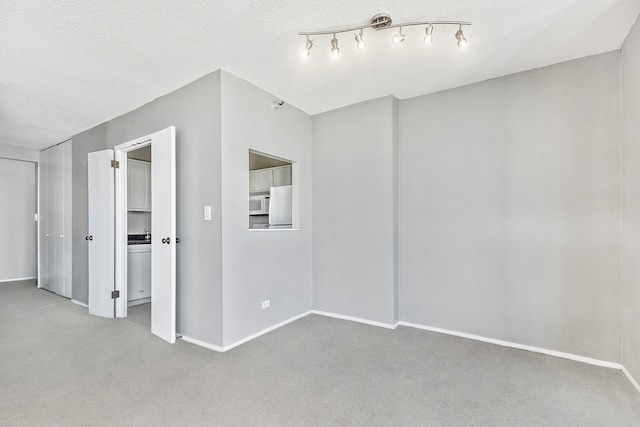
[299,21,471,36]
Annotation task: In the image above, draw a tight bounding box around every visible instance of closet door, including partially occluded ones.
[38,149,49,289]
[48,144,63,296]
[38,141,72,298]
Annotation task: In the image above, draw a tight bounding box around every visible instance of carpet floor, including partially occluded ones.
[1,280,639,426]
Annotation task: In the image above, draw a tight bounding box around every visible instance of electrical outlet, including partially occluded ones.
[261,300,271,309]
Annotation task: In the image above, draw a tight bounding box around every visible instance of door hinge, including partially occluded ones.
[111,160,120,168]
[111,290,120,299]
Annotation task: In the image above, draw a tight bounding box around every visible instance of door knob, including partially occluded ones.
[161,237,171,244]
[176,238,180,243]
[86,235,93,241]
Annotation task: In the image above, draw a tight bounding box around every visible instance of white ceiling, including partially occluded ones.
[1,0,639,150]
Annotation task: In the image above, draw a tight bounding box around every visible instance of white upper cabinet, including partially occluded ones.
[128,159,151,211]
[272,165,292,187]
[249,168,274,193]
[249,165,291,193]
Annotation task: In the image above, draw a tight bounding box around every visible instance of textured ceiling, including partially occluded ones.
[1,0,639,149]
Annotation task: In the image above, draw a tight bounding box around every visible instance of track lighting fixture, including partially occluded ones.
[331,33,340,56]
[301,35,313,57]
[392,26,405,45]
[299,13,470,58]
[354,29,366,50]
[455,25,467,48]
[423,24,434,44]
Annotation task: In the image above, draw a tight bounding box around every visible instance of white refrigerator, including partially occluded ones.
[269,185,292,229]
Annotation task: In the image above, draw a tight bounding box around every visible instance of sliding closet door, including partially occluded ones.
[38,141,72,298]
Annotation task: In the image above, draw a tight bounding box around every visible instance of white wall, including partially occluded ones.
[399,52,622,362]
[0,143,39,162]
[0,158,36,281]
[312,96,399,325]
[622,16,640,385]
[220,71,313,346]
[127,212,151,234]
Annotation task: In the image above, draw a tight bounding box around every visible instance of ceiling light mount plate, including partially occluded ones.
[371,13,392,30]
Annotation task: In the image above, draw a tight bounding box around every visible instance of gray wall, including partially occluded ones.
[72,71,223,346]
[312,96,399,325]
[0,158,36,281]
[622,17,640,384]
[220,71,313,346]
[399,53,622,362]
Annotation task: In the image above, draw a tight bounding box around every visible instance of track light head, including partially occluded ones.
[301,35,313,57]
[455,25,467,48]
[423,24,434,44]
[331,33,340,56]
[354,30,366,50]
[392,26,405,45]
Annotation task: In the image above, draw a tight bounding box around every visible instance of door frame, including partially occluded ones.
[113,128,174,319]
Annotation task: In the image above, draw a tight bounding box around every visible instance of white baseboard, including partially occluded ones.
[174,309,639,395]
[179,335,225,352]
[71,299,88,308]
[0,276,37,283]
[621,366,640,394]
[180,310,312,353]
[398,321,621,369]
[310,310,399,330]
[128,297,151,307]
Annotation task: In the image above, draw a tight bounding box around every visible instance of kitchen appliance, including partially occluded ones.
[269,185,292,229]
[128,233,151,245]
[127,243,151,305]
[249,194,270,215]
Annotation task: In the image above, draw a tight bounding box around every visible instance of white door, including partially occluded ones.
[38,148,49,289]
[150,127,176,343]
[49,144,63,296]
[88,150,115,318]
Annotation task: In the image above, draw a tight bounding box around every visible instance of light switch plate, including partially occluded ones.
[204,206,211,221]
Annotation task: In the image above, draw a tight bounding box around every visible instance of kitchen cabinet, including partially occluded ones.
[249,165,291,193]
[38,141,72,298]
[128,159,151,211]
[127,245,151,302]
[249,168,273,193]
[272,165,291,187]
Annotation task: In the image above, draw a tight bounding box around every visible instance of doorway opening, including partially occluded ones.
[87,126,176,344]
[125,145,152,327]
[248,150,299,230]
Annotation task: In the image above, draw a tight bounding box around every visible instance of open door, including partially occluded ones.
[89,127,176,343]
[150,127,176,343]
[87,149,115,318]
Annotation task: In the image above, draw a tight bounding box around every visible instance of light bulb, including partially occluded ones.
[354,30,366,50]
[331,34,340,56]
[392,27,405,45]
[301,36,313,57]
[423,24,434,44]
[455,25,467,48]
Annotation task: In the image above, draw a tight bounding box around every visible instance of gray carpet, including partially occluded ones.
[1,280,639,426]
